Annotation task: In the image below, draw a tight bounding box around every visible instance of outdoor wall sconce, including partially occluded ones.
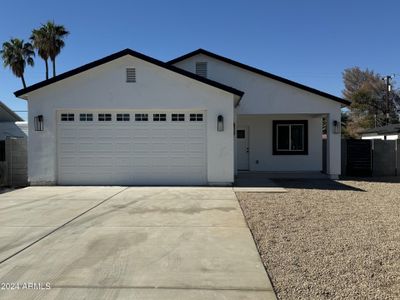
[333,120,340,134]
[217,115,224,132]
[34,115,44,131]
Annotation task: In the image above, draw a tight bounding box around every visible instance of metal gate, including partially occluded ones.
[346,140,372,176]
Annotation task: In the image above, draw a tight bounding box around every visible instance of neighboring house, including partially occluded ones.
[360,124,400,140]
[0,121,28,140]
[14,49,350,186]
[0,101,27,138]
[0,101,28,186]
[0,101,27,158]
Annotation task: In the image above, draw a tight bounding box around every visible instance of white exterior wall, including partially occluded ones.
[238,114,323,172]
[173,54,342,176]
[362,134,399,140]
[26,55,235,185]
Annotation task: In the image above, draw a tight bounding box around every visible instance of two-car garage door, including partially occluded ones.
[57,111,207,185]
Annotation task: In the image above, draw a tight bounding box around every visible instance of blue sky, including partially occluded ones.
[1,0,399,120]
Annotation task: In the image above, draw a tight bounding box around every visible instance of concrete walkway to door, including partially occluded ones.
[0,187,275,300]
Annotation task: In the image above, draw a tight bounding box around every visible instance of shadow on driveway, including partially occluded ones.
[272,179,366,192]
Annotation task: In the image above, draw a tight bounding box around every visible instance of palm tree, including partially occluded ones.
[1,38,35,88]
[39,21,69,77]
[31,27,50,80]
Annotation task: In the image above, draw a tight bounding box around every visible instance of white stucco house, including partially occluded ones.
[14,48,350,186]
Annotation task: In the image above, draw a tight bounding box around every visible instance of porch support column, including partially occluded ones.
[326,111,341,179]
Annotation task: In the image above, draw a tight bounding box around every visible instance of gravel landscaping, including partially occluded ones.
[236,178,400,300]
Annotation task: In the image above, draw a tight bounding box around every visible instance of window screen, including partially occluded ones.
[291,125,304,150]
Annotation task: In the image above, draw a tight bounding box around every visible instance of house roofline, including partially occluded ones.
[0,101,23,121]
[168,49,351,106]
[360,124,400,135]
[14,48,244,98]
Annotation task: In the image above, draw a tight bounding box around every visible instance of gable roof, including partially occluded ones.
[168,49,351,106]
[0,101,23,122]
[14,49,244,98]
[361,124,400,135]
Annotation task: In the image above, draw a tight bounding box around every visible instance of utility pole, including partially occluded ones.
[382,75,393,125]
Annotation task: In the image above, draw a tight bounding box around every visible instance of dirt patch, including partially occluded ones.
[237,179,400,300]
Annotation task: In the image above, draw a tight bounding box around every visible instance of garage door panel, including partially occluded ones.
[132,144,152,152]
[76,129,94,138]
[57,111,206,185]
[151,144,171,152]
[113,143,131,152]
[113,158,133,166]
[59,129,77,138]
[59,143,76,153]
[131,128,149,136]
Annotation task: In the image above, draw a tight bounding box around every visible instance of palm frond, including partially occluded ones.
[1,38,35,85]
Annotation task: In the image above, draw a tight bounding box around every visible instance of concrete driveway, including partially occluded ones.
[0,187,275,299]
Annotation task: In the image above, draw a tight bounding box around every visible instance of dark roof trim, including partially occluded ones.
[0,101,23,121]
[14,49,244,98]
[168,49,351,106]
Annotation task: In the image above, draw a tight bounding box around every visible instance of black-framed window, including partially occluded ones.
[61,113,74,121]
[117,113,130,121]
[153,114,166,121]
[172,113,185,121]
[80,113,93,121]
[98,113,112,121]
[273,120,308,155]
[189,113,203,121]
[135,113,148,121]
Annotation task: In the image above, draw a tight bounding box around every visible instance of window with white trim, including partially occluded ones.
[172,113,185,121]
[189,113,203,121]
[80,113,93,121]
[61,113,74,121]
[117,113,130,121]
[273,120,308,155]
[98,113,112,121]
[135,113,148,121]
[153,114,166,121]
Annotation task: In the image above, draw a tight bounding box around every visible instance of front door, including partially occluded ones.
[237,127,249,170]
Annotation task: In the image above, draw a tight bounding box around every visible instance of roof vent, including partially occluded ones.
[195,62,207,78]
[126,68,136,82]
